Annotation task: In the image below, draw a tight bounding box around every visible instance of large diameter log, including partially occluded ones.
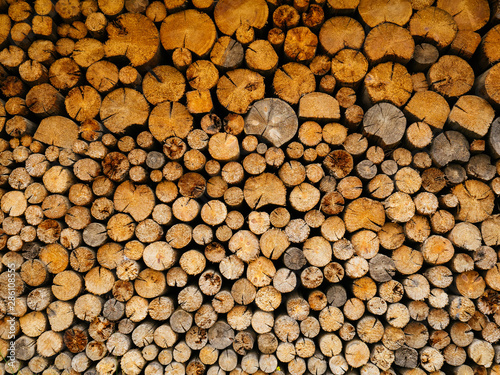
[113,181,155,222]
[273,63,316,105]
[447,95,495,138]
[160,9,216,57]
[214,0,268,36]
[436,0,490,32]
[427,55,474,99]
[244,98,298,147]
[26,84,65,117]
[358,0,412,27]
[216,69,265,114]
[142,65,186,105]
[479,24,500,69]
[430,131,470,168]
[319,16,365,57]
[404,91,450,130]
[409,7,458,49]
[104,13,160,69]
[363,61,413,107]
[100,88,149,134]
[362,103,406,149]
[34,116,79,149]
[344,198,385,232]
[363,23,415,65]
[452,180,495,223]
[474,63,500,108]
[243,173,286,209]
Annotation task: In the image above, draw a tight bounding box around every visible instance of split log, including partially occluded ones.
[404,91,450,130]
[298,92,340,122]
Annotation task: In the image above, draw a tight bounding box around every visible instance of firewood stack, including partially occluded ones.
[1,0,500,374]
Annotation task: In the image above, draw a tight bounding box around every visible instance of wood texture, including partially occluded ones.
[0,1,499,374]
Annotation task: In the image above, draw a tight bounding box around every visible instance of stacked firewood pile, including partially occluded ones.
[1,0,500,374]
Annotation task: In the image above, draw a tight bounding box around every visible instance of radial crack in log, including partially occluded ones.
[244,98,298,147]
[244,173,286,210]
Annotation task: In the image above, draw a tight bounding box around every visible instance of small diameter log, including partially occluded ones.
[330,48,368,88]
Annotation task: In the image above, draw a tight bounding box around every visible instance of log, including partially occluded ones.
[330,48,368,88]
[436,0,490,31]
[214,0,268,36]
[100,88,149,134]
[452,180,494,223]
[428,55,474,99]
[358,0,412,27]
[409,7,458,49]
[430,131,470,168]
[105,13,160,68]
[448,95,495,138]
[273,62,316,105]
[363,62,413,107]
[245,98,298,147]
[319,16,364,56]
[404,91,450,130]
[479,24,500,69]
[284,27,318,63]
[450,30,481,60]
[210,37,244,70]
[142,65,185,105]
[216,69,265,114]
[364,23,415,65]
[363,103,406,148]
